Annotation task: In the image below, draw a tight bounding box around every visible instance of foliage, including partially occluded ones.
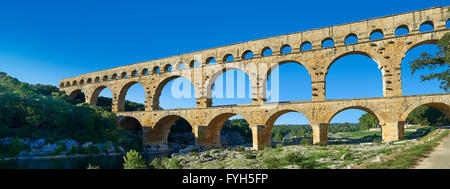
[123,150,148,169]
[358,113,378,130]
[245,153,257,159]
[87,164,100,169]
[300,138,313,145]
[409,32,450,91]
[406,106,449,126]
[221,119,252,143]
[0,72,120,143]
[149,157,183,169]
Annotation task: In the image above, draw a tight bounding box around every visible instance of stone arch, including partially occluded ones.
[205,67,252,100]
[87,78,92,84]
[68,89,83,99]
[131,70,138,77]
[163,64,172,72]
[344,33,358,44]
[153,75,196,110]
[72,80,77,86]
[205,112,253,147]
[265,109,312,131]
[395,25,409,36]
[402,39,439,58]
[111,73,118,80]
[148,115,195,146]
[79,79,84,85]
[66,81,71,87]
[400,100,450,121]
[261,47,272,56]
[59,82,65,88]
[419,21,434,32]
[118,81,147,112]
[223,54,234,62]
[326,103,383,125]
[141,68,149,75]
[280,44,292,54]
[103,75,109,82]
[190,60,200,67]
[322,37,335,48]
[118,116,143,132]
[262,60,313,100]
[95,76,100,83]
[326,51,381,74]
[300,41,312,51]
[206,57,216,65]
[120,72,127,79]
[153,66,160,74]
[370,29,384,40]
[242,50,253,59]
[89,85,113,106]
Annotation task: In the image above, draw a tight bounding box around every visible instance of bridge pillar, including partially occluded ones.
[193,125,209,147]
[251,125,270,151]
[381,121,405,142]
[142,126,152,147]
[112,99,122,112]
[381,64,403,97]
[312,81,326,101]
[311,123,329,145]
[196,97,212,108]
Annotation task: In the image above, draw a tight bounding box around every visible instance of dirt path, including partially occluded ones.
[414,127,450,169]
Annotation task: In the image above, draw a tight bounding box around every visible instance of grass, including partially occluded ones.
[362,130,448,169]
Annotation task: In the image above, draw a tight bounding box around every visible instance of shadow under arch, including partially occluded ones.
[205,113,253,147]
[118,116,143,132]
[263,60,312,102]
[153,75,196,110]
[148,115,195,146]
[401,102,450,122]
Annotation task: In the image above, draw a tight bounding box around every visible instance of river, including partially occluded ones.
[0,153,169,169]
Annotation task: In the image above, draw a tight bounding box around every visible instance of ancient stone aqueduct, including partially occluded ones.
[60,6,450,150]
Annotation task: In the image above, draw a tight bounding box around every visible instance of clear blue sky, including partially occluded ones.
[1,0,448,125]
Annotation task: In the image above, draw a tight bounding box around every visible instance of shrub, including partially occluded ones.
[263,156,281,169]
[123,150,147,169]
[245,153,257,159]
[300,138,313,145]
[87,164,100,169]
[373,138,382,144]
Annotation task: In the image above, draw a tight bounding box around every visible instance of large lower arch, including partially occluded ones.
[205,113,252,147]
[153,75,196,110]
[67,89,86,104]
[89,86,113,111]
[118,116,144,151]
[264,60,312,102]
[401,102,450,122]
[265,109,312,147]
[148,115,195,147]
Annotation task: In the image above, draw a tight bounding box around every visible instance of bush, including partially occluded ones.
[300,138,313,145]
[87,164,100,169]
[245,153,257,159]
[263,156,281,169]
[123,150,147,169]
[373,138,382,144]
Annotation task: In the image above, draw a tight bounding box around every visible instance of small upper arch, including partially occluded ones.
[131,70,138,77]
[370,29,384,40]
[79,79,84,85]
[261,47,272,56]
[120,72,128,79]
[223,54,234,62]
[344,33,358,45]
[164,64,172,72]
[153,66,161,73]
[242,50,254,59]
[300,41,312,51]
[281,44,292,54]
[419,21,434,32]
[206,57,216,64]
[322,38,335,48]
[395,25,409,36]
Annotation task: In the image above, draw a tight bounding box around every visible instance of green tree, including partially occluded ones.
[123,150,148,169]
[359,113,378,130]
[409,32,450,91]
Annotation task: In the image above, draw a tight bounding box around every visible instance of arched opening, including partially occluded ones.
[87,78,92,84]
[79,79,84,85]
[209,69,252,106]
[157,76,196,110]
[419,21,434,32]
[395,25,409,36]
[149,115,196,153]
[262,47,272,56]
[95,77,100,83]
[120,82,146,112]
[242,50,253,59]
[326,53,382,99]
[300,41,312,51]
[111,74,118,80]
[59,82,64,88]
[281,45,291,54]
[91,86,113,111]
[72,81,77,86]
[190,60,200,67]
[328,108,382,144]
[131,70,137,77]
[207,113,252,148]
[68,89,86,104]
[322,38,335,48]
[164,65,172,72]
[141,68,149,75]
[266,61,312,102]
[120,72,127,79]
[66,81,70,87]
[447,19,450,28]
[345,34,358,45]
[401,43,447,95]
[102,75,108,82]
[118,116,143,151]
[153,66,160,74]
[403,103,449,140]
[266,111,311,147]
[370,29,384,40]
[223,54,234,62]
[206,57,216,64]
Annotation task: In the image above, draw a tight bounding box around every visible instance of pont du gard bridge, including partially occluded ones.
[59,6,450,151]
